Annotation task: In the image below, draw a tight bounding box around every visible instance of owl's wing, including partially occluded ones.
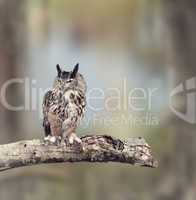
[42,90,53,136]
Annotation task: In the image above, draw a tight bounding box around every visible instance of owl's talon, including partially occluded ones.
[68,135,74,144]
[44,135,61,145]
[50,136,57,143]
[44,136,50,141]
[74,137,82,144]
[67,133,82,144]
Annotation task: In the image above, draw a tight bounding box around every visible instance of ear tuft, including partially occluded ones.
[71,63,79,78]
[56,64,61,77]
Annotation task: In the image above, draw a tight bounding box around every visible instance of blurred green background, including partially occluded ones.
[0,0,196,200]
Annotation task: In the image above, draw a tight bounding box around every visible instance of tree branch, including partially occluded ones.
[0,135,158,172]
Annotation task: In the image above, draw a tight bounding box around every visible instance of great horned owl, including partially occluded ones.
[42,63,87,144]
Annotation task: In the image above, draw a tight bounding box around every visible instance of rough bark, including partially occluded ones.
[0,135,157,172]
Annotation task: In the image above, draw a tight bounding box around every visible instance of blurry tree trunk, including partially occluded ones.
[0,0,26,142]
[0,1,26,200]
[162,1,196,200]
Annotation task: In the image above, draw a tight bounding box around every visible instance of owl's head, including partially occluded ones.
[54,63,86,93]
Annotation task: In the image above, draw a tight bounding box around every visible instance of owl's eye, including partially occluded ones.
[66,79,73,83]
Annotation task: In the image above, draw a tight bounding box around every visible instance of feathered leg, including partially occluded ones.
[62,119,81,144]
